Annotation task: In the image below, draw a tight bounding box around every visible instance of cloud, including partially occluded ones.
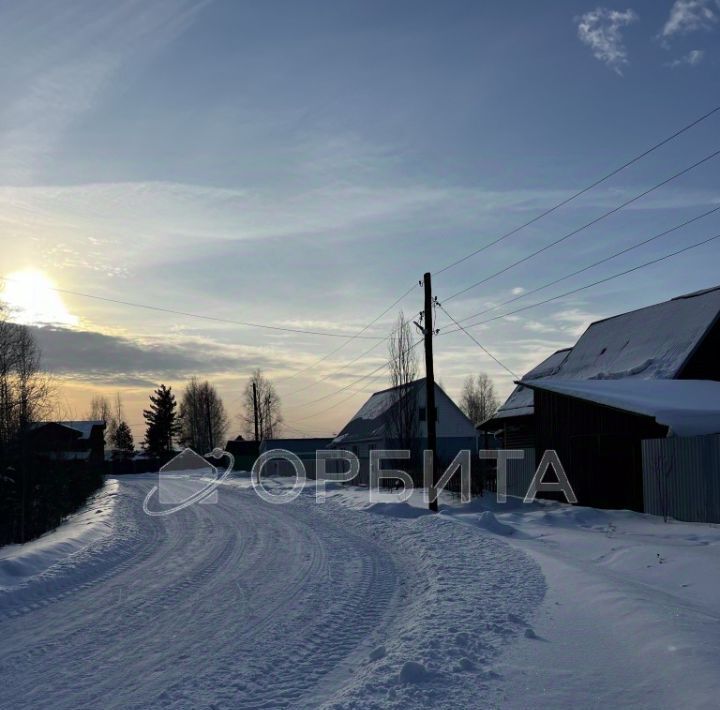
[552,308,604,337]
[576,7,639,75]
[30,325,284,384]
[661,0,718,38]
[667,48,706,66]
[0,0,207,182]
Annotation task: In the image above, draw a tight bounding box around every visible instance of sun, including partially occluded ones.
[1,270,78,327]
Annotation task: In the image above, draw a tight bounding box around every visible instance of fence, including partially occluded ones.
[506,448,536,499]
[642,434,720,524]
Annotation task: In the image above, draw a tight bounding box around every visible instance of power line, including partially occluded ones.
[290,375,388,423]
[435,103,720,277]
[0,275,385,340]
[307,107,720,410]
[440,230,720,333]
[291,339,423,422]
[442,147,720,303]
[281,422,333,438]
[436,303,518,378]
[455,203,720,324]
[275,283,418,383]
[283,336,388,398]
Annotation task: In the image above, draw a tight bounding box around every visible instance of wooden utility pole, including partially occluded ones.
[252,382,260,441]
[423,272,439,512]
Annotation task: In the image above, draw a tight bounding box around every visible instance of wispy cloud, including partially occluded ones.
[667,48,706,66]
[576,7,639,75]
[0,1,207,182]
[661,0,719,38]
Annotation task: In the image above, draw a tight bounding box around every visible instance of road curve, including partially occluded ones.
[0,475,545,709]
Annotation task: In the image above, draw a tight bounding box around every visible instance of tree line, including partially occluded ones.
[107,368,284,461]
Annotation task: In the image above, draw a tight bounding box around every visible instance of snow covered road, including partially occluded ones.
[0,476,545,709]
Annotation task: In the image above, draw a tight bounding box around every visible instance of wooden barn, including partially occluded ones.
[478,347,572,448]
[514,285,720,511]
[525,380,720,511]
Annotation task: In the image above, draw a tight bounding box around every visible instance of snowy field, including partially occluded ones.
[1,474,719,709]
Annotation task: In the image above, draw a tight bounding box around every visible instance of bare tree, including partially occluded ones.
[179,378,230,452]
[88,395,112,421]
[460,373,499,426]
[0,304,52,458]
[0,303,52,543]
[87,392,127,448]
[241,369,282,440]
[385,312,420,453]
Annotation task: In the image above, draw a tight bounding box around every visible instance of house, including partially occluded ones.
[224,437,260,471]
[27,420,106,467]
[328,378,478,484]
[478,347,572,448]
[508,285,720,511]
[258,438,333,478]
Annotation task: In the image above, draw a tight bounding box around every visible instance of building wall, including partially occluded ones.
[534,390,667,511]
[414,385,479,440]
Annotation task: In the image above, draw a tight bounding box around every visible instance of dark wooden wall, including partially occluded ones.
[534,390,667,512]
[499,416,536,450]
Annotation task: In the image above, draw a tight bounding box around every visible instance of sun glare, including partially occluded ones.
[2,270,78,327]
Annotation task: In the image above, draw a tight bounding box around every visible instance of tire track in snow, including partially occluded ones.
[0,478,546,709]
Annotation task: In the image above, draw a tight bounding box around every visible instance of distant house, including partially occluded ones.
[328,378,477,483]
[225,437,260,471]
[502,286,720,511]
[258,438,333,478]
[27,420,106,467]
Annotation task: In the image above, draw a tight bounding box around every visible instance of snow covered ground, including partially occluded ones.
[1,474,719,708]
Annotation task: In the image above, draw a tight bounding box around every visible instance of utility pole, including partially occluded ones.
[423,272,439,512]
[252,382,260,442]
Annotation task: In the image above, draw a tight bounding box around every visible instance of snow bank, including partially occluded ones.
[0,479,118,592]
[326,482,720,708]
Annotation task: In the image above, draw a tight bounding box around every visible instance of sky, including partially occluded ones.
[1,0,719,440]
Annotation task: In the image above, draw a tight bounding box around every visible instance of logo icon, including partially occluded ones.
[143,447,234,516]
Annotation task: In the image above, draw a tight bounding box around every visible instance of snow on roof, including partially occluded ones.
[330,380,427,445]
[485,285,720,426]
[524,379,720,437]
[558,286,720,381]
[29,420,105,440]
[490,348,572,421]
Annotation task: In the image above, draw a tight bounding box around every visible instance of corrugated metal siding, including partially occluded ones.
[642,434,720,523]
[507,448,536,498]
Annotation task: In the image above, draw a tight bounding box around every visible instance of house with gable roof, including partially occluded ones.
[482,286,720,512]
[328,377,478,484]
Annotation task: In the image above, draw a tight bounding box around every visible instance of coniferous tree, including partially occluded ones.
[143,385,180,458]
[113,421,135,459]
